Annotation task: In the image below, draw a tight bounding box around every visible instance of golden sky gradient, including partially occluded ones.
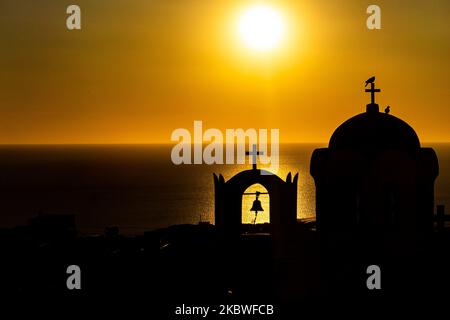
[1,0,449,143]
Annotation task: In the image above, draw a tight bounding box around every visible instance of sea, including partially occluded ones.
[0,143,449,235]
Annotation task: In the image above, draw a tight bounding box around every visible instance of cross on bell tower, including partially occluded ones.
[245,144,264,170]
[365,76,381,113]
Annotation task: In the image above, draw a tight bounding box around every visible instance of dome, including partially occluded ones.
[329,106,420,153]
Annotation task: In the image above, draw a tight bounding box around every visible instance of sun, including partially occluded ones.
[237,5,286,52]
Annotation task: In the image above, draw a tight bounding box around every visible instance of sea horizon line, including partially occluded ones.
[0,141,449,146]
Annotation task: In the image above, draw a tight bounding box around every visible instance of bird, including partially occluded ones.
[385,106,390,114]
[365,76,376,87]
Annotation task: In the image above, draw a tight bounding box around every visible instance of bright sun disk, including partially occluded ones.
[237,5,286,52]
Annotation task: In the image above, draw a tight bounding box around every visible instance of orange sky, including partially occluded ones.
[1,0,449,144]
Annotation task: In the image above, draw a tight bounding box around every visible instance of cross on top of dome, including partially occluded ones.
[365,76,381,113]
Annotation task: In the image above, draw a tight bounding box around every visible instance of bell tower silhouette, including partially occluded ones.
[214,145,298,239]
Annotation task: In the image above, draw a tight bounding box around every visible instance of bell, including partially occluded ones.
[250,192,264,225]
[250,193,264,213]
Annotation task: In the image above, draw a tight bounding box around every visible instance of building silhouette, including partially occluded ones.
[214,167,298,241]
[310,78,439,243]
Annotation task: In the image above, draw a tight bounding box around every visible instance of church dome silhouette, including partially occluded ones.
[329,110,421,153]
[311,77,439,237]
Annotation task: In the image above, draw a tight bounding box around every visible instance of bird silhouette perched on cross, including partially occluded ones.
[365,76,375,87]
[365,76,381,108]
